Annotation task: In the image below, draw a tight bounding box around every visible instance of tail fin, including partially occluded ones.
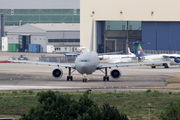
[133,42,145,57]
[127,47,132,54]
[78,47,90,53]
[90,19,94,51]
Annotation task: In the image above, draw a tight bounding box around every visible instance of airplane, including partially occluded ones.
[99,48,137,64]
[8,20,170,82]
[133,42,180,68]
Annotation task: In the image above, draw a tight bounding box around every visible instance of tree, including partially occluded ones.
[160,100,180,120]
[20,90,128,120]
[101,102,128,120]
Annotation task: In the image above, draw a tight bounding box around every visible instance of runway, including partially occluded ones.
[0,62,179,91]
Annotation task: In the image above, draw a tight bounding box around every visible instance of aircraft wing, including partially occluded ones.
[8,60,75,68]
[97,61,170,69]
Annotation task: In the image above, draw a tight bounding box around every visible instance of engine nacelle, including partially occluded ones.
[52,68,63,78]
[174,58,180,63]
[110,68,122,79]
[99,55,110,60]
[138,57,145,62]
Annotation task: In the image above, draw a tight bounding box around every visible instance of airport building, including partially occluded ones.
[1,0,180,53]
[0,0,80,52]
[3,23,80,52]
[80,0,180,53]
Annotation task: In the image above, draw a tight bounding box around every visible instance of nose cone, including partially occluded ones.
[76,63,90,74]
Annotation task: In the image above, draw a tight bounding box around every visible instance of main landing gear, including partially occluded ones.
[66,67,75,81]
[164,64,169,68]
[151,66,156,68]
[100,67,109,81]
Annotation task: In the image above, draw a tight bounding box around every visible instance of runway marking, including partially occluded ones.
[0,71,34,73]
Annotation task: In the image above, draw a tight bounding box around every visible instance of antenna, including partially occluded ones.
[90,19,94,51]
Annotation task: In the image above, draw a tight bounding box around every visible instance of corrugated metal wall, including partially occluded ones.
[142,22,156,50]
[142,22,180,51]
[171,23,180,51]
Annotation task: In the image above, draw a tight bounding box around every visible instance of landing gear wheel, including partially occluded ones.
[67,76,73,81]
[70,76,73,81]
[103,77,105,81]
[67,76,69,81]
[164,65,169,68]
[83,78,87,82]
[103,76,109,81]
[151,66,156,68]
[107,76,109,81]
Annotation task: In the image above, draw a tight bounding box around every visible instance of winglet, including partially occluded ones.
[133,42,145,57]
[90,19,94,51]
[127,47,132,54]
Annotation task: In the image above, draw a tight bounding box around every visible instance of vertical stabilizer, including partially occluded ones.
[79,47,90,53]
[90,20,94,51]
[133,42,145,57]
[127,47,132,54]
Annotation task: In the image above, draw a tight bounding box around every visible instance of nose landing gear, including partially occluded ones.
[83,74,87,82]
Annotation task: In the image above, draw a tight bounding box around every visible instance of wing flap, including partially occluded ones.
[97,61,170,69]
[8,60,75,68]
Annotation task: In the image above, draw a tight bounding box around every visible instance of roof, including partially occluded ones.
[5,23,80,34]
[30,23,80,31]
[4,26,19,32]
[6,24,46,34]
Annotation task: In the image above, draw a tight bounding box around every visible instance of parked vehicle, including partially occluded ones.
[18,55,28,60]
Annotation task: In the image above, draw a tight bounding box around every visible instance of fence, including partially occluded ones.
[143,50,180,54]
[39,56,77,63]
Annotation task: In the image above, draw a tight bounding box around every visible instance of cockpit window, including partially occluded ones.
[80,60,90,62]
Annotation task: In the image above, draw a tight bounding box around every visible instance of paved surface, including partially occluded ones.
[0,63,179,91]
[0,51,180,91]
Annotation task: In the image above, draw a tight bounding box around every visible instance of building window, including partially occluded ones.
[122,25,125,30]
[107,25,110,30]
[48,39,80,43]
[129,25,132,30]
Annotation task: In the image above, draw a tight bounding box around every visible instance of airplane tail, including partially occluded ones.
[133,42,146,57]
[78,47,90,53]
[127,47,132,55]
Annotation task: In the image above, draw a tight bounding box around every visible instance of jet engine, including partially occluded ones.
[174,58,180,63]
[99,55,110,60]
[52,68,63,78]
[110,68,122,79]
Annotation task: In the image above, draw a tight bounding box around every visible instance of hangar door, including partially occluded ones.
[19,35,31,52]
[96,21,142,53]
[142,22,180,51]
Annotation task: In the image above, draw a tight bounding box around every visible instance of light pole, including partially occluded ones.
[148,103,151,120]
[88,89,92,99]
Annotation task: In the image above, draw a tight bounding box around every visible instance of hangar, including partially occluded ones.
[3,23,80,52]
[80,0,180,53]
[0,0,80,52]
[1,0,180,53]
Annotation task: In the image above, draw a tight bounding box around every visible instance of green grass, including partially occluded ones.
[0,90,180,120]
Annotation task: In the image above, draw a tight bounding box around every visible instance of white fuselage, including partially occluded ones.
[140,54,180,66]
[100,54,137,63]
[75,51,100,75]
